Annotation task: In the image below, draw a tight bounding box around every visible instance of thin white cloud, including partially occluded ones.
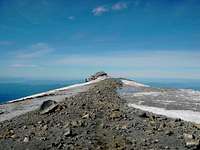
[10,64,37,68]
[112,2,128,10]
[16,42,54,59]
[57,51,200,68]
[92,2,129,16]
[68,16,75,20]
[55,51,200,79]
[92,6,109,16]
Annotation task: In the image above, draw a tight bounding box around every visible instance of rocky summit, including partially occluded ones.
[0,78,200,150]
[85,71,108,82]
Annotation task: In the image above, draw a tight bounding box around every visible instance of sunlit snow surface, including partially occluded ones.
[0,76,108,122]
[1,78,200,124]
[121,79,149,87]
[120,80,200,124]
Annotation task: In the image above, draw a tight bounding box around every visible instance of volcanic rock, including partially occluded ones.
[85,71,108,82]
[39,100,58,114]
[0,78,200,150]
[23,137,29,143]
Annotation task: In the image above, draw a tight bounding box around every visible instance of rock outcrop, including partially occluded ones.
[39,100,58,114]
[0,78,200,150]
[85,71,108,82]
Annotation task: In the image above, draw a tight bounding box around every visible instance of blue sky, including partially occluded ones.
[0,0,200,79]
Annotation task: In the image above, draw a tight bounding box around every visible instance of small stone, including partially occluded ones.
[175,118,181,122]
[82,114,90,119]
[142,139,147,142]
[57,143,63,149]
[112,108,120,111]
[145,130,153,135]
[39,100,58,115]
[138,112,148,118]
[165,130,173,136]
[22,125,27,130]
[71,121,78,127]
[71,120,83,127]
[183,133,194,140]
[186,140,200,147]
[0,110,4,115]
[56,123,61,127]
[11,134,16,139]
[96,90,100,94]
[121,124,128,130]
[37,121,42,124]
[177,135,183,139]
[40,137,47,141]
[153,139,159,143]
[64,128,72,137]
[149,121,155,126]
[110,111,122,119]
[43,124,48,130]
[165,146,169,149]
[23,137,29,143]
[100,122,105,128]
[9,130,14,134]
[194,124,200,129]
[63,122,70,128]
[183,133,199,147]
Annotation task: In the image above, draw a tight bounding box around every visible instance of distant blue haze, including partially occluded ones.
[0,0,200,102]
[0,79,82,104]
[0,78,200,104]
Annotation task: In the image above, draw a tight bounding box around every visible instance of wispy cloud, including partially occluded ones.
[92,1,129,16]
[55,51,200,79]
[16,42,54,59]
[112,2,128,10]
[92,6,109,16]
[10,64,37,68]
[57,51,200,68]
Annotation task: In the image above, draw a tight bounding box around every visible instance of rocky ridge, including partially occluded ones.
[0,78,200,149]
[85,71,108,82]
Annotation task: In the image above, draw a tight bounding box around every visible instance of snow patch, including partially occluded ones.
[180,89,200,94]
[9,76,108,103]
[121,79,149,87]
[128,103,200,124]
[132,92,162,97]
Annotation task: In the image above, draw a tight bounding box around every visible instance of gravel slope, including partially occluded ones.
[0,78,200,150]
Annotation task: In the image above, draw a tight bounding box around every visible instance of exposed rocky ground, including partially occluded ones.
[85,71,108,82]
[0,79,93,122]
[0,78,200,150]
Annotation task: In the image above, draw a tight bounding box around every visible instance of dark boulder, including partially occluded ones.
[0,110,4,115]
[85,71,108,82]
[39,100,58,114]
